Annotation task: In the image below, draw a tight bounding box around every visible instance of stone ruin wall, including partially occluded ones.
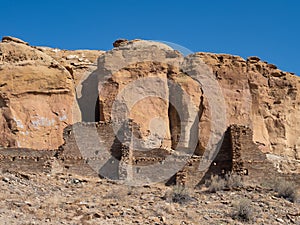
[57,121,128,178]
[0,148,56,173]
[1,122,299,186]
[176,124,300,187]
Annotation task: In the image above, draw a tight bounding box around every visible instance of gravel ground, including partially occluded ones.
[0,169,299,225]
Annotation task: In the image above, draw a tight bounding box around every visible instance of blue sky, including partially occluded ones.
[1,0,299,75]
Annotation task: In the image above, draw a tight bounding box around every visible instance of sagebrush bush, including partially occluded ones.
[232,198,253,222]
[225,172,243,189]
[273,179,298,203]
[206,174,225,193]
[164,184,192,204]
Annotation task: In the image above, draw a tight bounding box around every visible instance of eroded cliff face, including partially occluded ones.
[0,37,299,165]
[0,92,16,147]
[197,53,300,160]
[0,37,101,149]
[97,40,299,162]
[99,61,173,149]
[97,41,206,152]
[37,47,104,87]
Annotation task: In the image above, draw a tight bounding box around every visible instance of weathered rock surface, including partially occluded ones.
[97,40,299,165]
[0,37,104,149]
[99,61,177,149]
[98,41,183,149]
[37,47,105,123]
[37,46,104,87]
[2,36,29,45]
[0,37,299,225]
[196,53,300,160]
[97,41,210,151]
[0,37,299,169]
[0,39,77,149]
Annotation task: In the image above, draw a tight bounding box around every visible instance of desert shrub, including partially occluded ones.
[164,184,192,204]
[206,174,225,193]
[232,198,253,222]
[225,172,243,189]
[274,179,298,203]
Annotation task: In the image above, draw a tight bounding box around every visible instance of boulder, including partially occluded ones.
[2,36,29,45]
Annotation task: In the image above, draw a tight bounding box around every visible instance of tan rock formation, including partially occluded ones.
[196,53,300,160]
[0,37,299,167]
[37,47,105,122]
[0,93,17,147]
[167,70,204,153]
[0,38,79,149]
[97,40,207,151]
[97,40,299,163]
[2,36,29,45]
[36,47,104,87]
[99,61,173,149]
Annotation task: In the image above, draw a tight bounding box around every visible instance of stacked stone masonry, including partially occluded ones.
[0,123,299,186]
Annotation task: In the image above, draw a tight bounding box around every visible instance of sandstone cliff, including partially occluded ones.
[0,37,102,149]
[97,40,299,165]
[0,37,299,169]
[196,53,300,161]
